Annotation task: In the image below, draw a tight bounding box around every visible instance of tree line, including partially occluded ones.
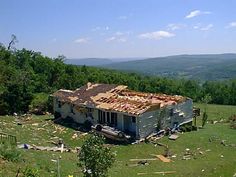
[0,45,236,115]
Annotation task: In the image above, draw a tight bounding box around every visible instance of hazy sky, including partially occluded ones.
[1,0,236,58]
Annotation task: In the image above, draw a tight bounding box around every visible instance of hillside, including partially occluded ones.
[65,58,114,66]
[1,104,236,176]
[104,54,236,81]
[65,57,145,66]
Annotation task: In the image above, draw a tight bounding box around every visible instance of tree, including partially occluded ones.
[78,134,115,177]
[7,34,18,50]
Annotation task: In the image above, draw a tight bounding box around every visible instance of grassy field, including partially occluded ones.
[0,104,236,177]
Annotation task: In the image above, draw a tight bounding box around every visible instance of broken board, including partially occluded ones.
[156,155,171,162]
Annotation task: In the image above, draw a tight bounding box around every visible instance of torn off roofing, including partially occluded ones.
[53,82,187,116]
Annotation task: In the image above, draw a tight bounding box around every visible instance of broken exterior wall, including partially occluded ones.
[137,98,193,139]
[54,98,71,118]
[170,98,193,126]
[70,107,99,124]
[138,109,160,139]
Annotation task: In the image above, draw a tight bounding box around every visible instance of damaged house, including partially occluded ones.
[53,83,193,139]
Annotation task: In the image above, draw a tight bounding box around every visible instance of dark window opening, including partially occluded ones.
[102,112,106,123]
[71,104,74,114]
[87,108,93,112]
[131,116,136,123]
[98,110,117,127]
[170,108,174,116]
[111,112,117,126]
[58,101,62,108]
[107,112,110,123]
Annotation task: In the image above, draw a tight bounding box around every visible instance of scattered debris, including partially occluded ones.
[169,134,179,140]
[92,124,131,142]
[71,133,78,139]
[17,143,80,153]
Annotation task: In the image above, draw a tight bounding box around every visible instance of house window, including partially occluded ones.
[98,110,117,127]
[98,110,106,124]
[131,116,136,123]
[87,108,93,112]
[71,104,74,114]
[58,101,62,108]
[107,112,110,123]
[170,108,174,116]
[111,112,117,126]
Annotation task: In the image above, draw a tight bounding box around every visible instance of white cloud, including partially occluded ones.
[91,26,101,31]
[106,36,127,42]
[91,26,109,31]
[167,23,186,31]
[200,24,213,31]
[118,38,127,42]
[74,38,89,43]
[51,38,57,42]
[193,23,213,31]
[138,31,175,40]
[115,31,124,36]
[106,37,116,42]
[185,10,211,19]
[193,24,200,29]
[227,22,236,28]
[118,15,128,20]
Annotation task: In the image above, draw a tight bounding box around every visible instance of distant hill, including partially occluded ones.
[65,58,114,66]
[103,54,236,81]
[65,57,146,66]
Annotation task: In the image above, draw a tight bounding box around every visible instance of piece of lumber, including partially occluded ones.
[129,158,158,162]
[137,171,176,175]
[156,155,171,162]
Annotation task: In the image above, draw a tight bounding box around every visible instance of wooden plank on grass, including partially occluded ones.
[156,155,171,162]
[129,158,158,162]
[137,171,176,175]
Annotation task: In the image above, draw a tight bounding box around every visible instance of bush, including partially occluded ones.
[0,143,21,162]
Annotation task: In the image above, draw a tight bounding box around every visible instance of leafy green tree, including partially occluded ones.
[201,94,211,127]
[78,134,115,177]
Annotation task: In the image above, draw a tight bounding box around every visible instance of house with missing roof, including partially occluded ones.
[53,82,193,139]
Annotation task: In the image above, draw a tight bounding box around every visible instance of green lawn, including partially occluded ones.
[0,104,236,177]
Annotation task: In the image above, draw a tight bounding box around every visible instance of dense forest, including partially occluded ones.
[0,44,236,115]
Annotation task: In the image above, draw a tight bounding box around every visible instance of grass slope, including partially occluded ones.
[0,104,236,177]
